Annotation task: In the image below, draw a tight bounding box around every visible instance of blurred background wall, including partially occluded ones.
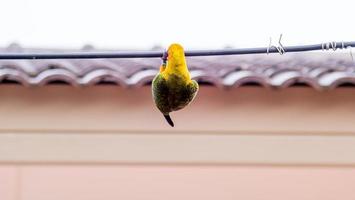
[1,85,355,200]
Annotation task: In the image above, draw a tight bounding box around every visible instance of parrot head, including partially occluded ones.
[167,43,186,66]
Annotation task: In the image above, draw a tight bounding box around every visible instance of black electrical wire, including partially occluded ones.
[0,41,354,60]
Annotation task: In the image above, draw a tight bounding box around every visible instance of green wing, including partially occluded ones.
[152,74,171,114]
[172,80,199,111]
[152,75,199,113]
[188,80,199,102]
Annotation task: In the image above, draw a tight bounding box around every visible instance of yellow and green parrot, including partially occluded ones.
[152,43,199,127]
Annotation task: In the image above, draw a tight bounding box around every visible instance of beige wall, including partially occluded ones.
[2,165,355,200]
[1,85,355,200]
[0,85,355,133]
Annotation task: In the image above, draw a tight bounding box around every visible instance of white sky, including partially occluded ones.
[0,0,354,49]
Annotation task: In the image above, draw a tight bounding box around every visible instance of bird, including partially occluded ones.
[152,43,199,127]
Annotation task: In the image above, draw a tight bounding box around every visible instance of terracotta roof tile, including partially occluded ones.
[0,45,354,89]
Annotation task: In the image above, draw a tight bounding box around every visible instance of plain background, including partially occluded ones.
[0,0,354,49]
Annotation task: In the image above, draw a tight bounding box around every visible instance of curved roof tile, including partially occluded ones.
[0,45,354,89]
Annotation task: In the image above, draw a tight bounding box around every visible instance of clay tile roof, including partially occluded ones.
[0,44,354,90]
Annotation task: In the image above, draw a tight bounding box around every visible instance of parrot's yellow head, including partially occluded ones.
[167,43,185,65]
[163,43,190,80]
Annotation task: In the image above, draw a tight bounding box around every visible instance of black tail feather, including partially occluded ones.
[163,114,174,127]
